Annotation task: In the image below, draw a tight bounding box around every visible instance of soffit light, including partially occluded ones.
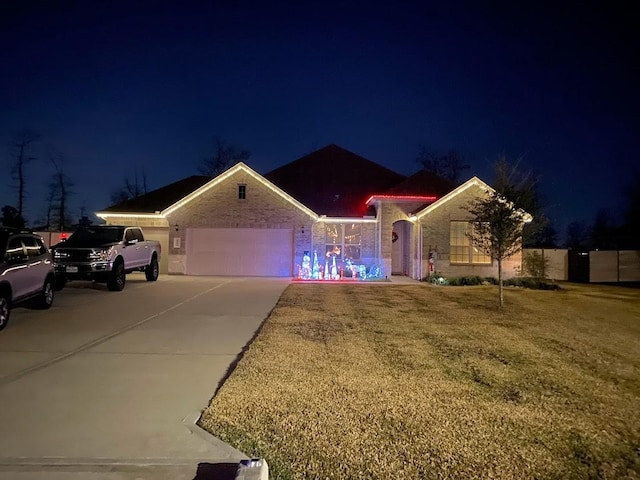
[318,216,377,224]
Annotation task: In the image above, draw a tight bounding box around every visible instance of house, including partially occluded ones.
[96,144,526,280]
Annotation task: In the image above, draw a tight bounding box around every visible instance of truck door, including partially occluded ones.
[124,228,144,268]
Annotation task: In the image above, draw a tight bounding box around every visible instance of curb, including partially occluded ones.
[182,412,269,479]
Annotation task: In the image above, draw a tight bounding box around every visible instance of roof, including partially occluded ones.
[97,145,462,218]
[385,169,456,197]
[100,175,211,213]
[264,144,406,216]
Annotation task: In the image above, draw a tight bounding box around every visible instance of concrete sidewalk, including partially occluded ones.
[0,276,289,479]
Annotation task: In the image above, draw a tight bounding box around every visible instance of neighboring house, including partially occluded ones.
[96,144,526,280]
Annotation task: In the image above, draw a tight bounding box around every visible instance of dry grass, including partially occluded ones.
[199,283,640,479]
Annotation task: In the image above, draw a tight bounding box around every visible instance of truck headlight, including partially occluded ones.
[88,249,110,261]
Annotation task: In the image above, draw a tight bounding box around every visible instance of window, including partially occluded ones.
[325,224,362,261]
[344,224,362,261]
[238,184,247,200]
[125,228,144,243]
[5,237,25,262]
[23,236,47,258]
[450,221,491,264]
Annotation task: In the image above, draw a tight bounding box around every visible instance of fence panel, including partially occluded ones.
[619,250,640,282]
[522,248,568,280]
[590,251,619,282]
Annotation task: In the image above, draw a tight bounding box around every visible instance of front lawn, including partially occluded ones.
[199,283,640,479]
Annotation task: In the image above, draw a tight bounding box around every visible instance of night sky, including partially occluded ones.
[1,1,638,241]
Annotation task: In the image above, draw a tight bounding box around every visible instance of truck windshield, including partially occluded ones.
[66,227,125,245]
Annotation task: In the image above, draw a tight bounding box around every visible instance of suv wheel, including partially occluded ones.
[145,255,159,281]
[107,261,126,291]
[0,292,10,331]
[35,278,54,309]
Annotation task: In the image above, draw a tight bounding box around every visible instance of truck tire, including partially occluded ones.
[34,278,54,309]
[0,292,10,331]
[145,255,159,281]
[107,260,126,291]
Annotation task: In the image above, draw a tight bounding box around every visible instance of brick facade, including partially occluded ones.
[97,166,525,280]
[163,169,314,274]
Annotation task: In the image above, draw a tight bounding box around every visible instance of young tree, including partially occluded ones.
[199,137,251,177]
[11,130,40,218]
[466,158,533,307]
[416,147,470,183]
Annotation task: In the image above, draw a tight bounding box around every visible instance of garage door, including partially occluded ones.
[185,228,294,276]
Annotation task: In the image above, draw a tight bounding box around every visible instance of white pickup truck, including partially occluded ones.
[51,226,161,291]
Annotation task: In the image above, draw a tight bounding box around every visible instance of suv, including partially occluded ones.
[0,228,55,331]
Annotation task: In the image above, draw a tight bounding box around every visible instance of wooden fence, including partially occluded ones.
[522,248,640,283]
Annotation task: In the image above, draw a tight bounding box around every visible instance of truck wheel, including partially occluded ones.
[145,255,159,281]
[107,261,126,291]
[0,293,10,331]
[35,278,54,309]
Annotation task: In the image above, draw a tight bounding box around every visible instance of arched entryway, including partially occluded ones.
[391,220,411,275]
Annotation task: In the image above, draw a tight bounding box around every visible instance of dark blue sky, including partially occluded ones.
[1,1,638,239]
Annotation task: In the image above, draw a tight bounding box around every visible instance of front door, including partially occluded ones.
[391,222,404,275]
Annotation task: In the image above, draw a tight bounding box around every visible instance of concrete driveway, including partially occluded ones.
[0,275,290,479]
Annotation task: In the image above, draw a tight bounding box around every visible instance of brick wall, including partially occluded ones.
[419,185,522,280]
[164,170,315,273]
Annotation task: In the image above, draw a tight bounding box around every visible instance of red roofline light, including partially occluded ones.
[365,195,437,205]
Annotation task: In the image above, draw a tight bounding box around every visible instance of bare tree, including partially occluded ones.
[44,184,57,230]
[11,130,40,218]
[110,170,148,204]
[565,220,591,250]
[416,147,470,183]
[199,137,251,176]
[48,153,74,231]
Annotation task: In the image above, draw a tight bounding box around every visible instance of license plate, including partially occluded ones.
[66,266,78,273]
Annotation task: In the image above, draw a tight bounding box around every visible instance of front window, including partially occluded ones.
[450,221,491,264]
[325,224,361,261]
[238,184,247,200]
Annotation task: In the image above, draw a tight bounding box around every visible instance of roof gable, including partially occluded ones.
[414,176,494,220]
[265,144,406,217]
[163,162,318,219]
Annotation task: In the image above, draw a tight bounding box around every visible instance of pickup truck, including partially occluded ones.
[51,226,161,291]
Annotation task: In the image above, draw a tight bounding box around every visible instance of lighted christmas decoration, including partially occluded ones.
[296,253,385,281]
[312,250,320,279]
[299,251,311,280]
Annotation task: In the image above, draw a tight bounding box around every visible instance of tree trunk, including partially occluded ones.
[498,258,504,307]
[17,144,25,217]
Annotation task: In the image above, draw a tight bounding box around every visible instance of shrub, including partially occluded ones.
[505,276,560,290]
[448,275,484,286]
[523,251,550,279]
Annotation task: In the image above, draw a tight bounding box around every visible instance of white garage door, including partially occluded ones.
[186,228,294,276]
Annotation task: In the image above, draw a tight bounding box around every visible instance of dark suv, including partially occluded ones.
[0,228,55,331]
